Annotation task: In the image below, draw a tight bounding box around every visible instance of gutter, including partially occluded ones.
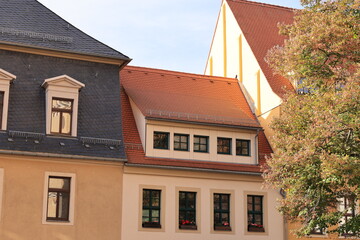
[125,163,262,176]
[0,149,127,162]
[146,117,262,131]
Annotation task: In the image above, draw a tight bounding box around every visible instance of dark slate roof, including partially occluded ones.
[0,0,130,61]
[0,49,126,160]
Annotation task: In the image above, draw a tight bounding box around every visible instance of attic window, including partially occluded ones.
[0,69,16,131]
[42,75,84,137]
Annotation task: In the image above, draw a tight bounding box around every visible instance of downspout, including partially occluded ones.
[255,129,259,164]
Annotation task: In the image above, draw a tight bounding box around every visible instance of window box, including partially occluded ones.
[179,223,197,230]
[142,222,161,228]
[248,224,265,232]
[214,225,232,231]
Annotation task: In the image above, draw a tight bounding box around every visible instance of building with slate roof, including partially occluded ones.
[120,66,287,240]
[0,0,130,239]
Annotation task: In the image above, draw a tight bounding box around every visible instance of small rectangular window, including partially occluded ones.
[153,132,169,149]
[179,191,197,230]
[247,195,265,232]
[46,176,71,221]
[51,98,73,135]
[174,134,189,151]
[310,227,325,235]
[236,139,250,156]
[194,135,208,153]
[217,137,232,155]
[142,189,161,228]
[214,193,231,231]
[0,91,3,129]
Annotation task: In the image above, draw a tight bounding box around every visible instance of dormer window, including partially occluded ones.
[42,75,84,137]
[51,98,73,135]
[0,69,16,131]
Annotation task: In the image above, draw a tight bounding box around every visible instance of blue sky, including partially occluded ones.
[38,0,302,74]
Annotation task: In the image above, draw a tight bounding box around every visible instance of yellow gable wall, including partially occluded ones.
[0,154,124,240]
[205,1,282,141]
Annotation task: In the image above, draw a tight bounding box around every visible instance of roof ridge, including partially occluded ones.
[33,0,130,60]
[226,0,297,11]
[125,65,238,83]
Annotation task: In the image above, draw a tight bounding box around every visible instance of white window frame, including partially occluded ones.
[42,75,84,137]
[0,69,16,131]
[42,172,76,225]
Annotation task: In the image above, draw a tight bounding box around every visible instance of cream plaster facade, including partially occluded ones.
[122,166,285,240]
[0,154,123,240]
[205,1,282,139]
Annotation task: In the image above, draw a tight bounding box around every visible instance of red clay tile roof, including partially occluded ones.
[121,66,273,173]
[122,65,260,129]
[226,0,295,97]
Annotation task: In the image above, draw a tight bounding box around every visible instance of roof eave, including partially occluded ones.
[0,41,132,66]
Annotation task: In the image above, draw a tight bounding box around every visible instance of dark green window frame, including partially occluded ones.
[214,193,231,231]
[153,132,169,150]
[142,189,161,228]
[217,137,232,155]
[194,135,209,153]
[236,139,250,156]
[174,133,189,151]
[247,195,265,232]
[179,191,197,230]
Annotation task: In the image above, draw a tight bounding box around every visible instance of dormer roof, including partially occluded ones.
[42,75,85,89]
[0,68,16,82]
[122,66,261,129]
[226,0,295,97]
[0,0,130,62]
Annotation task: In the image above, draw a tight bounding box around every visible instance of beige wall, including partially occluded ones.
[122,166,285,240]
[145,120,258,165]
[205,1,282,140]
[0,154,123,240]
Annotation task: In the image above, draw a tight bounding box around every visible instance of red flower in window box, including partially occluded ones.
[248,223,265,232]
[179,220,197,230]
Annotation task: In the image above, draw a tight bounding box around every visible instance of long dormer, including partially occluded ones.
[121,66,272,170]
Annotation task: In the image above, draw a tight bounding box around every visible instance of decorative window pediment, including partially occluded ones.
[0,68,16,130]
[42,75,84,137]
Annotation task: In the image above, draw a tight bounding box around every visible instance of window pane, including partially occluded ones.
[200,137,207,144]
[153,132,169,149]
[51,112,60,133]
[61,112,71,134]
[180,143,187,150]
[194,144,200,151]
[47,192,57,218]
[142,209,149,217]
[49,177,70,190]
[194,137,199,144]
[58,192,69,219]
[152,210,160,217]
[52,99,72,109]
[143,190,150,207]
[200,145,207,151]
[174,135,180,142]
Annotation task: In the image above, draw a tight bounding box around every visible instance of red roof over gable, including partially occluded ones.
[120,65,273,173]
[122,66,260,129]
[226,0,295,97]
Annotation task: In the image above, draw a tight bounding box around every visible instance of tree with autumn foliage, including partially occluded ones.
[264,0,359,237]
